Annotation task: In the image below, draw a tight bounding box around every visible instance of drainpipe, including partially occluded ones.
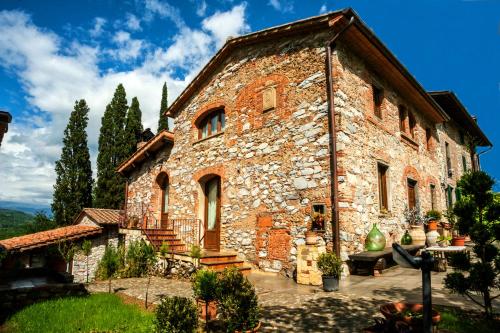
[476,145,493,171]
[325,14,355,256]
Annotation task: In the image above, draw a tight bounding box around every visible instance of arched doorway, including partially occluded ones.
[203,176,221,251]
[156,173,169,229]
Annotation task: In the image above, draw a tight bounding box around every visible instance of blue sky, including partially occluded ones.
[0,0,498,208]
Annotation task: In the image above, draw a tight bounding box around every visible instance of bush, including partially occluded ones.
[425,210,442,221]
[154,296,198,333]
[192,269,218,302]
[317,252,343,278]
[217,267,259,332]
[122,240,156,278]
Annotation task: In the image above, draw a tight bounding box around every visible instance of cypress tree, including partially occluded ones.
[94,84,129,209]
[52,99,93,226]
[124,97,143,156]
[157,82,169,132]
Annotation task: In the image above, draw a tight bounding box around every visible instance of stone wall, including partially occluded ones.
[72,220,119,283]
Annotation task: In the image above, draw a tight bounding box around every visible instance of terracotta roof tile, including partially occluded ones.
[80,208,123,225]
[0,225,102,252]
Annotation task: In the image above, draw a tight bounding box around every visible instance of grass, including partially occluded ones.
[437,306,500,333]
[3,293,154,333]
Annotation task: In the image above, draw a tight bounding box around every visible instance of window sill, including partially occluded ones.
[193,131,224,145]
[400,133,419,149]
[378,211,392,218]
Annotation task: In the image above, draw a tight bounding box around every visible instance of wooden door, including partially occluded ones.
[204,177,221,251]
[160,176,169,229]
[407,179,417,209]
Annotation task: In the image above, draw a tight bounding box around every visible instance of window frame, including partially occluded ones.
[377,163,389,212]
[372,85,384,119]
[197,109,226,140]
[445,141,452,177]
[398,105,407,132]
[425,127,432,151]
[407,178,417,210]
[408,112,416,138]
[430,184,437,211]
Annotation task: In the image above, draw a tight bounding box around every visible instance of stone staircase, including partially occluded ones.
[142,229,251,275]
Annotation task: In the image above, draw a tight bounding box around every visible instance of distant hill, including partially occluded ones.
[0,200,51,216]
[0,208,34,240]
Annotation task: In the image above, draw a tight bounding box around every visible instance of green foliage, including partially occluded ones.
[157,82,169,132]
[24,212,57,234]
[154,296,198,333]
[52,99,93,226]
[425,210,442,221]
[0,210,58,240]
[57,240,78,271]
[124,97,143,157]
[436,306,500,333]
[4,293,154,333]
[159,241,170,258]
[190,245,202,268]
[81,239,92,256]
[97,246,121,280]
[192,269,218,302]
[122,240,157,278]
[95,84,129,209]
[216,267,260,332]
[444,170,500,318]
[317,252,343,278]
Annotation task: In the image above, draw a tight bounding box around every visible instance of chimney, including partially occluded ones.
[137,128,155,150]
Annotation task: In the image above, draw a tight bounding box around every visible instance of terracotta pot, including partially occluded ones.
[409,225,426,246]
[305,231,318,245]
[451,236,465,246]
[234,321,261,333]
[197,299,217,321]
[380,302,441,328]
[427,220,438,231]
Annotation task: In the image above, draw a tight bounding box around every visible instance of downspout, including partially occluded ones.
[476,145,493,171]
[325,14,355,257]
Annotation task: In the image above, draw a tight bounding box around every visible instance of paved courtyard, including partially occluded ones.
[87,267,493,332]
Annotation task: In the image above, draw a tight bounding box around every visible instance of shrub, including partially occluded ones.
[317,252,343,278]
[122,240,156,278]
[154,296,198,333]
[96,245,121,292]
[192,269,218,321]
[425,210,442,221]
[217,267,259,332]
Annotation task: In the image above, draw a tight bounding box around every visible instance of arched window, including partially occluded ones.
[408,112,416,138]
[197,109,225,139]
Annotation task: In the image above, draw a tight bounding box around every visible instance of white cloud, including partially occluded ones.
[196,0,208,17]
[268,0,294,13]
[202,3,250,47]
[90,17,106,37]
[0,5,251,206]
[125,13,141,31]
[144,0,185,28]
[319,4,328,14]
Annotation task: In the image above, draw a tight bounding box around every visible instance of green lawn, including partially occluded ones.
[3,293,154,333]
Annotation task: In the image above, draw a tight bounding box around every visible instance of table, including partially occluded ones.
[426,246,467,271]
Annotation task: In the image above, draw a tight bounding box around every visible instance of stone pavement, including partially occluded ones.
[87,267,496,332]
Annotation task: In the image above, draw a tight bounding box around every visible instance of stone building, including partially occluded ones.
[117,9,491,276]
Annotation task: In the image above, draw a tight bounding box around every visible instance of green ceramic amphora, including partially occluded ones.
[365,223,386,251]
[401,230,412,245]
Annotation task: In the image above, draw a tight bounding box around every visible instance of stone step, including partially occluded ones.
[201,260,244,270]
[200,254,238,264]
[143,229,176,236]
[149,239,184,246]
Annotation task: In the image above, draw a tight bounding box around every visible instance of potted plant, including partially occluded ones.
[380,302,441,330]
[424,210,441,247]
[444,209,466,246]
[155,296,198,333]
[404,207,426,246]
[317,252,343,292]
[192,269,219,323]
[217,267,260,332]
[437,235,451,247]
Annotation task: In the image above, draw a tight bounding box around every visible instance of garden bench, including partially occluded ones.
[348,244,424,276]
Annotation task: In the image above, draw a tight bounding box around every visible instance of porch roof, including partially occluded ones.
[74,208,123,225]
[0,225,102,253]
[117,130,174,175]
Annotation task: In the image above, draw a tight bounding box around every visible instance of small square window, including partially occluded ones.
[263,86,276,112]
[311,204,326,231]
[372,85,383,118]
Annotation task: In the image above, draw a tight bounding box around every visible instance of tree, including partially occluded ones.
[157,82,169,132]
[81,239,92,283]
[95,84,129,209]
[97,245,121,293]
[444,171,500,318]
[57,239,78,273]
[52,100,93,226]
[24,211,57,234]
[124,97,143,157]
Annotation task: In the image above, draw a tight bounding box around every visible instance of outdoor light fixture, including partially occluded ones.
[392,243,435,333]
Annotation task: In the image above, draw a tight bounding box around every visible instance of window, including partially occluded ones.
[197,109,225,139]
[408,112,416,138]
[312,204,326,230]
[407,179,417,210]
[446,185,454,209]
[372,85,383,118]
[462,155,467,172]
[377,164,389,211]
[445,141,452,177]
[398,105,407,132]
[262,86,276,111]
[425,128,432,151]
[456,187,462,201]
[430,184,437,210]
[459,131,465,144]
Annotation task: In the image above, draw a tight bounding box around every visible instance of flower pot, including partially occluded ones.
[365,224,386,251]
[380,302,441,329]
[426,230,440,247]
[409,225,426,246]
[305,231,318,245]
[322,275,339,292]
[451,236,465,246]
[427,220,438,231]
[196,299,217,321]
[234,321,261,333]
[400,230,412,245]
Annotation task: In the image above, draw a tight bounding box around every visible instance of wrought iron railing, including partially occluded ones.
[166,218,203,250]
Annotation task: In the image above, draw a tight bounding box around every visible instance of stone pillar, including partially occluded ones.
[296,244,326,286]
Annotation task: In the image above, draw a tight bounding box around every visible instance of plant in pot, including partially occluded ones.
[155,296,198,333]
[437,235,451,247]
[424,210,442,246]
[404,207,426,246]
[317,252,343,292]
[192,269,219,326]
[217,267,260,332]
